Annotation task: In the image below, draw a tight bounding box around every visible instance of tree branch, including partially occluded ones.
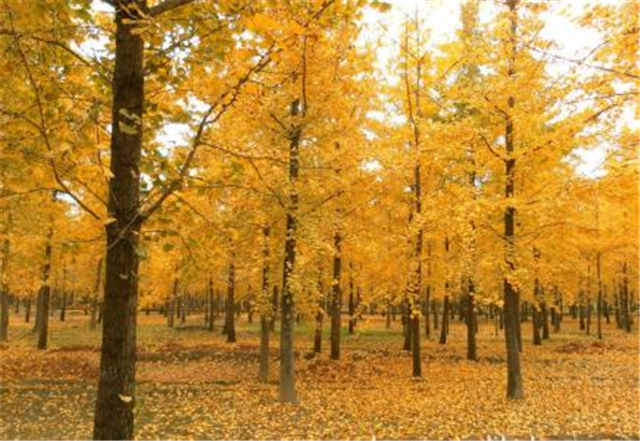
[148,0,197,17]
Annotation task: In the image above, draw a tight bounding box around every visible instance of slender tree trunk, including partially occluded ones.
[410,162,422,376]
[259,226,271,382]
[168,278,178,328]
[208,278,215,331]
[586,299,592,336]
[60,268,67,322]
[348,263,355,334]
[258,314,270,383]
[37,225,53,350]
[25,298,31,323]
[385,301,391,329]
[226,260,236,343]
[439,295,449,345]
[90,258,104,330]
[313,271,324,354]
[97,302,103,324]
[402,299,412,350]
[0,236,10,342]
[330,231,342,360]
[37,288,51,350]
[622,263,631,332]
[532,305,542,345]
[466,281,477,361]
[180,295,186,324]
[0,291,8,342]
[313,307,323,353]
[615,290,621,329]
[270,286,278,332]
[279,98,301,404]
[424,288,430,339]
[433,299,438,330]
[502,0,523,400]
[541,301,550,340]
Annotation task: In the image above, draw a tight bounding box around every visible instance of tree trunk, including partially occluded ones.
[614,291,621,329]
[0,291,8,342]
[348,263,355,334]
[439,295,449,345]
[59,293,66,322]
[424,288,430,339]
[93,2,145,437]
[313,308,323,353]
[270,286,278,332]
[208,278,215,331]
[279,98,301,404]
[259,226,270,382]
[622,263,631,332]
[25,298,31,323]
[313,274,324,354]
[97,302,103,324]
[466,281,477,361]
[411,312,421,376]
[37,226,53,350]
[502,0,523,400]
[330,231,342,360]
[433,299,438,330]
[0,236,10,342]
[586,299,592,336]
[385,301,391,329]
[226,261,236,343]
[410,164,422,376]
[90,258,104,330]
[179,295,186,325]
[0,293,8,342]
[168,278,178,328]
[258,314,270,383]
[504,283,523,399]
[540,301,550,339]
[37,287,51,350]
[532,305,541,345]
[60,274,67,322]
[402,299,412,350]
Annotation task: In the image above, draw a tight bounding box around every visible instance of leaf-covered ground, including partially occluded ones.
[0,313,638,440]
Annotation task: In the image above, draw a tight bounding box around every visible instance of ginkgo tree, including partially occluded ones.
[0,0,637,439]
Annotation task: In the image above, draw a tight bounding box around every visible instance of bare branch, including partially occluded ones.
[526,44,639,81]
[479,134,505,161]
[148,0,197,17]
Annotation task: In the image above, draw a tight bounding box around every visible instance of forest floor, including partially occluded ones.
[0,311,638,440]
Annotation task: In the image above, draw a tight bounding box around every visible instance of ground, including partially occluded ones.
[0,311,638,440]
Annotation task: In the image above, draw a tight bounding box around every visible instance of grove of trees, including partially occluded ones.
[0,0,637,439]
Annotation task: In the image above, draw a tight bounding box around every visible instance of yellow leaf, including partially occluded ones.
[248,13,279,33]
